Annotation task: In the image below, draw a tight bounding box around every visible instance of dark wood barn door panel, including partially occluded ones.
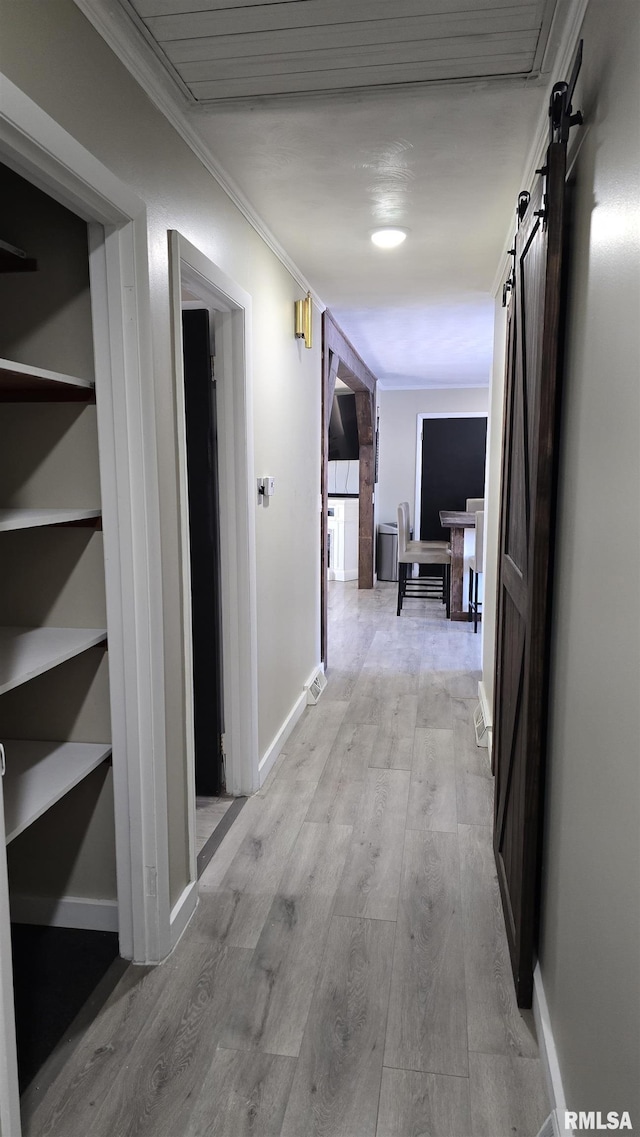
[493,127,574,1007]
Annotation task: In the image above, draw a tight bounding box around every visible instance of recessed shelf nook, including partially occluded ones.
[3,741,113,845]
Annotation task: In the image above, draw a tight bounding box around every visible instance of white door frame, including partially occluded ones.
[0,78,169,985]
[169,237,259,903]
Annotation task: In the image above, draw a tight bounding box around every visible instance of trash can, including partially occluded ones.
[377,522,398,581]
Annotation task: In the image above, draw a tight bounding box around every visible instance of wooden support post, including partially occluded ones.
[355,389,375,589]
[321,347,340,666]
[321,311,379,664]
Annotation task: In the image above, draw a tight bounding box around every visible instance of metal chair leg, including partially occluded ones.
[397,561,404,615]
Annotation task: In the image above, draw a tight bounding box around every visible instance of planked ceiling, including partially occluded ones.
[123,0,561,103]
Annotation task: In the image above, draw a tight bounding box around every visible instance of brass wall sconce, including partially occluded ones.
[294,291,313,349]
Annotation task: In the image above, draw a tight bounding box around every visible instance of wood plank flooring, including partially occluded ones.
[195,796,234,853]
[24,582,549,1137]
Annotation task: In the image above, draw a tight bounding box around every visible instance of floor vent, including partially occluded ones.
[536,1111,573,1137]
[473,701,489,748]
[305,669,327,705]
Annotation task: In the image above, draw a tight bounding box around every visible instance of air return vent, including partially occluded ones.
[473,702,489,748]
[536,1111,573,1137]
[305,669,327,706]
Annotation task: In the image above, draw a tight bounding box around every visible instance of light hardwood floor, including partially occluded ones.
[196,796,234,853]
[23,582,550,1137]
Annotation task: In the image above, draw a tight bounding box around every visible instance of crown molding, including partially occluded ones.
[490,0,590,298]
[72,0,325,308]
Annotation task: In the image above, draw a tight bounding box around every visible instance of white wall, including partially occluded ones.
[537,0,640,1117]
[0,0,322,908]
[376,387,490,528]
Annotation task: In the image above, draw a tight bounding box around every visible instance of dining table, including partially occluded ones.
[439,510,477,622]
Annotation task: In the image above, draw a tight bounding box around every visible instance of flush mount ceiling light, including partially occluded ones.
[370,227,408,249]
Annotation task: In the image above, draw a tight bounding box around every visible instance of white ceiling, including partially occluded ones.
[101,0,572,388]
[192,80,543,386]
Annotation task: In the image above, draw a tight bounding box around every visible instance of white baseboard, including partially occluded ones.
[533,963,573,1133]
[258,679,311,788]
[10,893,119,932]
[330,568,358,582]
[478,678,494,761]
[169,880,198,950]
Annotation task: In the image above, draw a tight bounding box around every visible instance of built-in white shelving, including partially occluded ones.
[0,358,94,398]
[3,740,112,845]
[0,626,107,696]
[0,508,101,532]
[0,167,117,1121]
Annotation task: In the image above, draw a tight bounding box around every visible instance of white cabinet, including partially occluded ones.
[328,497,359,582]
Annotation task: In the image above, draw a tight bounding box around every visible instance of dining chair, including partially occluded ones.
[468,509,484,632]
[397,502,451,617]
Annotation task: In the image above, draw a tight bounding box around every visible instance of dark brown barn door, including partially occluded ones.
[493,66,582,1007]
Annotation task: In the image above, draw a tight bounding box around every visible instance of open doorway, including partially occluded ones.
[180,302,243,875]
[181,307,225,800]
[179,298,235,873]
[169,232,259,891]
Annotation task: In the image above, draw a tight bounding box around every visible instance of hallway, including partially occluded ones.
[23,582,549,1137]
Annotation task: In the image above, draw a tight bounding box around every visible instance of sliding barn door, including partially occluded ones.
[492,139,569,1007]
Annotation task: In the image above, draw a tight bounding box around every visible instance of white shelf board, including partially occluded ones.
[0,508,101,532]
[2,740,112,844]
[0,358,93,392]
[0,627,107,695]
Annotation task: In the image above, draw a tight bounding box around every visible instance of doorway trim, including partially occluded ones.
[414,411,488,541]
[168,233,258,899]
[0,77,170,973]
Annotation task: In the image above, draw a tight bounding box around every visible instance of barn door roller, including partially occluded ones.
[549,39,584,144]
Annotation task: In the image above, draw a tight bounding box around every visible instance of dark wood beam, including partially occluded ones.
[321,345,340,666]
[324,309,377,394]
[355,389,375,589]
